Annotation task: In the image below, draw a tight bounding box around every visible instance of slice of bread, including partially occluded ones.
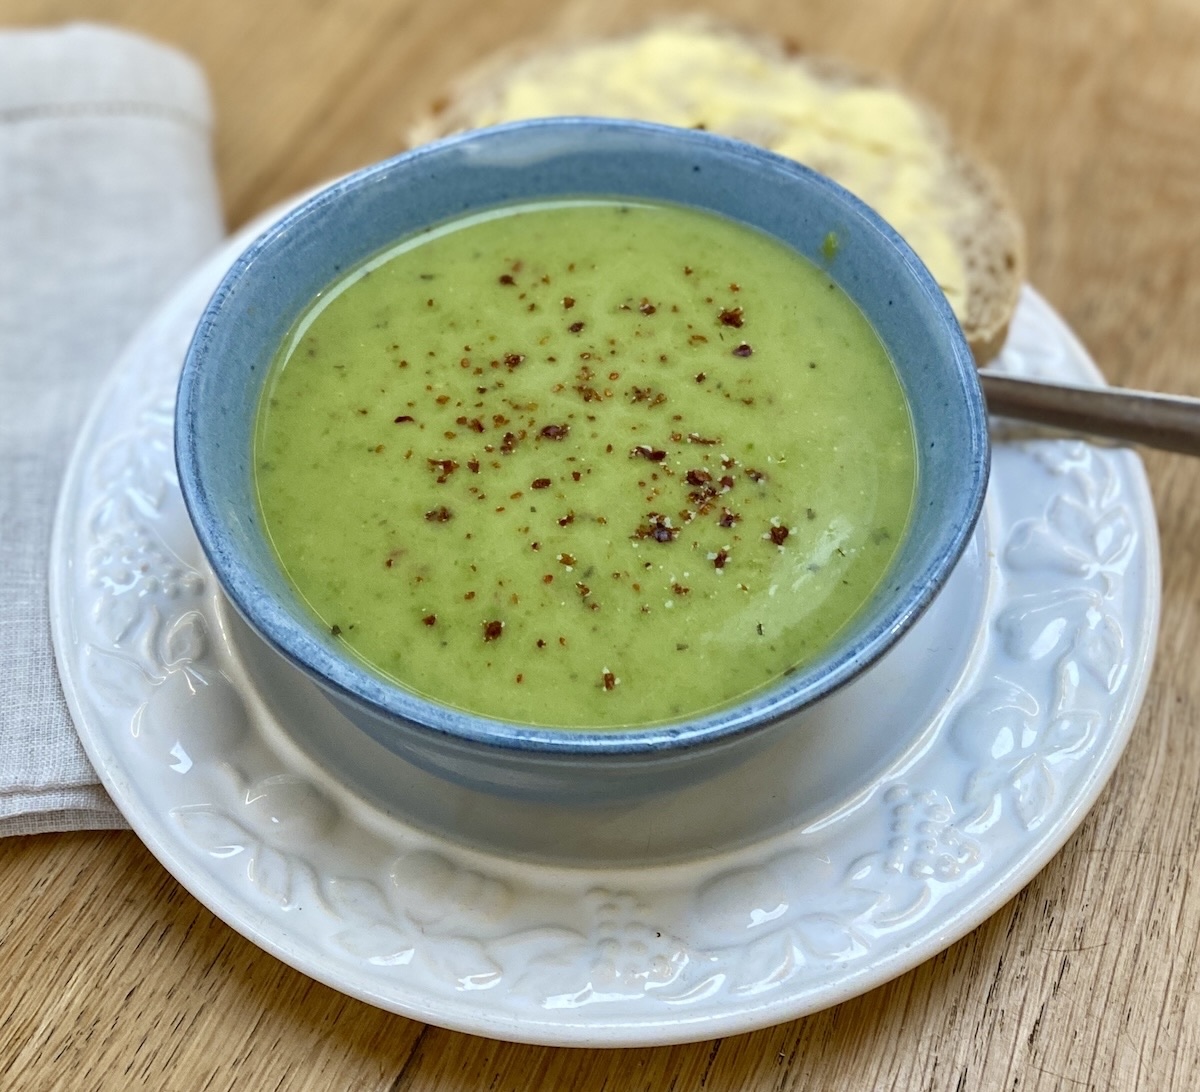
[410,20,1025,363]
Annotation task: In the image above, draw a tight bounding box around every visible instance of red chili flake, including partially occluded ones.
[568,321,585,333]
[562,296,576,309]
[718,306,744,328]
[719,508,740,528]
[672,583,691,596]
[557,552,577,567]
[540,423,569,440]
[468,418,485,433]
[683,266,693,276]
[537,638,547,647]
[575,582,591,598]
[467,457,480,474]
[719,475,736,490]
[768,525,790,545]
[542,575,554,584]
[385,558,394,568]
[689,334,709,345]
[712,548,730,569]
[557,511,575,526]
[394,415,415,424]
[732,342,753,358]
[687,432,721,446]
[633,513,679,543]
[602,670,617,691]
[504,353,525,368]
[422,614,437,626]
[745,468,766,482]
[464,591,476,601]
[500,431,521,454]
[575,384,603,403]
[427,458,458,483]
[631,445,667,462]
[424,506,453,522]
[694,373,706,383]
[482,620,504,641]
[630,386,667,407]
[498,274,515,286]
[531,477,552,490]
[571,471,582,482]
[729,282,741,292]
[685,468,712,486]
[638,299,657,315]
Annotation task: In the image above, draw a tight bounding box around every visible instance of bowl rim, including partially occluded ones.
[176,116,989,758]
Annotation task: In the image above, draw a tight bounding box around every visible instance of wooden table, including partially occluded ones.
[4,1,1200,1088]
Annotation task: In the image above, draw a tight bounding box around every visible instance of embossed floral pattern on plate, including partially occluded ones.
[50,216,1160,1048]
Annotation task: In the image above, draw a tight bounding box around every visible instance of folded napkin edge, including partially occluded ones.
[0,22,213,130]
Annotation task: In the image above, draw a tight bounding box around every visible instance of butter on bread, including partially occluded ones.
[410,21,1025,363]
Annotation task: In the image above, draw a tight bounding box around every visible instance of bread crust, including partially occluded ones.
[409,17,1025,363]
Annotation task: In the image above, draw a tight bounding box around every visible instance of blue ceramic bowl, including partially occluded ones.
[176,118,988,802]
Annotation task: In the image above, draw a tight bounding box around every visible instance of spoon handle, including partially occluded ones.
[978,371,1200,456]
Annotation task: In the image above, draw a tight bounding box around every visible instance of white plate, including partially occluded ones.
[50,217,1160,1046]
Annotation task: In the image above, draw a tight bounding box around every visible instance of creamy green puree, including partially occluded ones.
[254,199,915,729]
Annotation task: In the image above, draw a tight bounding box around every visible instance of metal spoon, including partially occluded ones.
[978,371,1200,456]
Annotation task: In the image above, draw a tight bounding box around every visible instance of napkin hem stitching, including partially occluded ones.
[0,101,209,131]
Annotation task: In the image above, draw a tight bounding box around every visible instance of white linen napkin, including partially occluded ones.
[0,23,223,835]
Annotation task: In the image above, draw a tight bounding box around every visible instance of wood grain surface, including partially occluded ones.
[3,0,1200,1088]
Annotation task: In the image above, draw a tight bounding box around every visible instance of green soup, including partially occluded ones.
[254,199,916,728]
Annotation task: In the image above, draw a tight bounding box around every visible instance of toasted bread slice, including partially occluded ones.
[410,20,1025,363]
